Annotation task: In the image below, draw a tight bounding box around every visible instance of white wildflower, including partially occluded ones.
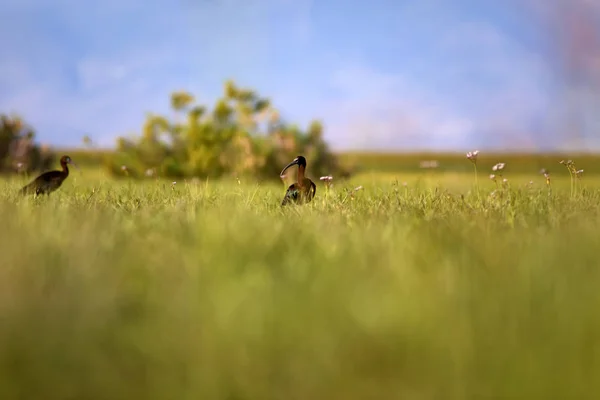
[466,150,479,163]
[492,163,505,172]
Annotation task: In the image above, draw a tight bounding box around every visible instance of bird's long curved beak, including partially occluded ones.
[280,158,299,178]
[69,160,81,170]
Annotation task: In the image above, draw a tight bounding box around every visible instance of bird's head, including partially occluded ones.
[280,155,307,178]
[60,155,79,169]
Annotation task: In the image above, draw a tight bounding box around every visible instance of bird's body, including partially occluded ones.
[20,155,77,196]
[280,156,316,206]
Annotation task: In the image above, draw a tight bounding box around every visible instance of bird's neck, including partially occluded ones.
[297,165,305,186]
[61,162,69,175]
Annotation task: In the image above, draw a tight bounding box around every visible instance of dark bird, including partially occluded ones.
[280,155,316,206]
[20,155,78,196]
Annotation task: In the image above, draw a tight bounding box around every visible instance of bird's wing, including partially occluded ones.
[281,183,300,206]
[20,171,63,195]
[39,171,63,182]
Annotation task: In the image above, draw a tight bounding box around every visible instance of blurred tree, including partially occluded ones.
[82,135,93,148]
[0,114,54,175]
[107,80,348,180]
[170,91,195,112]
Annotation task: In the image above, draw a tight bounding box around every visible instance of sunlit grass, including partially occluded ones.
[1,169,599,399]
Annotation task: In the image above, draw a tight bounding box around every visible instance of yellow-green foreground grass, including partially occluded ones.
[1,170,600,399]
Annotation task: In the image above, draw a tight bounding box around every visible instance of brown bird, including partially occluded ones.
[280,155,316,206]
[20,155,78,196]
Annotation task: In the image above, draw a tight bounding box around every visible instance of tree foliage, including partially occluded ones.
[107,80,348,180]
[0,114,54,175]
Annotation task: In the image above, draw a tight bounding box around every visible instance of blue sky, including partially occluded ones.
[1,0,599,151]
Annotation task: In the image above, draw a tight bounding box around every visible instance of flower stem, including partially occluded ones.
[568,169,573,198]
[473,164,480,202]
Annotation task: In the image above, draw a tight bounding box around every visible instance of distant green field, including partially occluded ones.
[56,148,600,177]
[338,151,600,176]
[1,170,599,399]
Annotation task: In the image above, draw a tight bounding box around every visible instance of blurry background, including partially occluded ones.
[1,0,599,178]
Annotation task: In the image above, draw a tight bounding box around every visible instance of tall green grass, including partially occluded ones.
[0,171,599,399]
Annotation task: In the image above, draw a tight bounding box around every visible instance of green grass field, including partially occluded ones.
[1,165,600,399]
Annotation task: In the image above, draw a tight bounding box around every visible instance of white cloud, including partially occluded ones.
[318,16,570,151]
[75,60,129,92]
[322,62,474,150]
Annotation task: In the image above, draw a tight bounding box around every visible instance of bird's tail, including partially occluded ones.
[20,183,35,196]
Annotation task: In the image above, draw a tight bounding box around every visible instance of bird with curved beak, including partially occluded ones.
[20,155,79,197]
[280,155,316,206]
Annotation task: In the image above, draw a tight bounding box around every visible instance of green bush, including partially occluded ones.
[106,80,349,181]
